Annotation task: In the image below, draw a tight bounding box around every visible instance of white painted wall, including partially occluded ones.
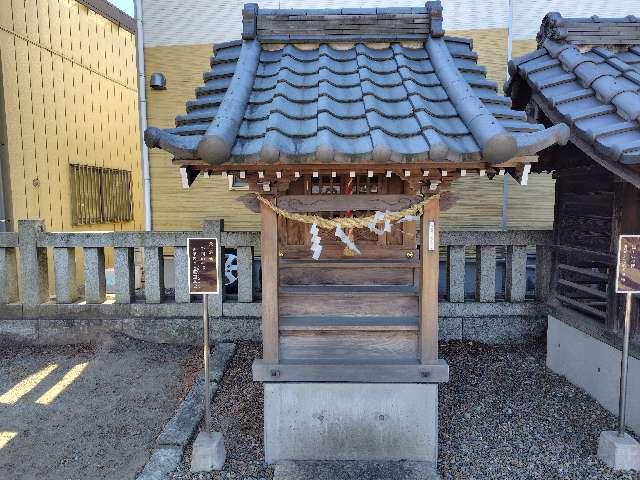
[547,316,640,435]
[512,0,640,40]
[143,0,640,48]
[142,0,509,47]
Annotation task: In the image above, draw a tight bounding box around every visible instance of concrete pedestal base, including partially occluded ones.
[273,461,441,480]
[190,431,226,472]
[264,383,438,463]
[597,431,640,471]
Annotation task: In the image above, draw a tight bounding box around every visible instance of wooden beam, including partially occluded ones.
[260,201,279,362]
[556,294,607,320]
[276,194,423,213]
[420,195,440,363]
[252,359,450,383]
[558,279,608,300]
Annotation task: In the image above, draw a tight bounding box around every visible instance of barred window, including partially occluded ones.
[70,165,133,225]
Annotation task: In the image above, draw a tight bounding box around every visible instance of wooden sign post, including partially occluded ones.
[188,238,220,435]
[615,235,640,437]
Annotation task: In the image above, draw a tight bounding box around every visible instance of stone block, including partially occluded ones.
[53,247,78,303]
[446,245,465,302]
[114,247,135,304]
[0,247,18,304]
[462,316,546,344]
[84,247,106,304]
[135,446,181,480]
[144,247,165,304]
[505,245,527,302]
[264,383,438,463]
[597,431,640,471]
[475,245,496,302]
[190,431,226,472]
[0,319,37,344]
[173,246,190,303]
[18,219,49,306]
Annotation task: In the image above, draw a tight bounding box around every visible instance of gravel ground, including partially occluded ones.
[173,340,639,480]
[0,334,197,480]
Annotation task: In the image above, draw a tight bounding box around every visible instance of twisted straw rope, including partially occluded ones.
[254,193,438,230]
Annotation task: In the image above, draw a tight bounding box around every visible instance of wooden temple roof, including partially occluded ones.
[145,2,568,172]
[507,12,640,186]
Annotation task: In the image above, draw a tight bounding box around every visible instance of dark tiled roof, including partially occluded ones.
[145,3,568,167]
[536,12,640,47]
[77,0,135,34]
[507,13,640,166]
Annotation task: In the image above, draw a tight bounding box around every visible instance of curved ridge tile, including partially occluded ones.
[513,124,570,156]
[144,128,200,159]
[197,40,261,164]
[427,37,516,163]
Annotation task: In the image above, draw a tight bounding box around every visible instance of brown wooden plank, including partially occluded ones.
[279,331,418,363]
[557,263,608,281]
[279,315,419,332]
[557,294,607,320]
[276,194,423,212]
[260,201,279,361]
[420,195,439,363]
[557,279,607,300]
[252,359,449,383]
[280,266,414,286]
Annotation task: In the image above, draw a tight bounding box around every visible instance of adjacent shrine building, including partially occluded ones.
[507,12,640,433]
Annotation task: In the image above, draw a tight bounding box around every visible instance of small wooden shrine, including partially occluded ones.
[146,2,568,465]
[507,12,640,334]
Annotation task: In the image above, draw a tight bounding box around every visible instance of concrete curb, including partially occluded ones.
[136,342,237,480]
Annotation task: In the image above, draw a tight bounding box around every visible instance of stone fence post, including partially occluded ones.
[18,220,49,306]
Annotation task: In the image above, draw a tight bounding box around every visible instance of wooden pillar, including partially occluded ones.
[420,195,439,364]
[261,200,279,362]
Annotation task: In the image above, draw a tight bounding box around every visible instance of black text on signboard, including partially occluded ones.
[188,238,219,295]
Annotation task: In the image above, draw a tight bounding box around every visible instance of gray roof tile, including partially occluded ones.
[146,5,566,166]
[508,25,640,165]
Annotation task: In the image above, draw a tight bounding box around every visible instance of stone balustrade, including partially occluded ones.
[0,220,553,345]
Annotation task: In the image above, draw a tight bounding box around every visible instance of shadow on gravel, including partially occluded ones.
[0,334,196,480]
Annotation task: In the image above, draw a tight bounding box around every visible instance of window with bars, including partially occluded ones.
[70,164,133,225]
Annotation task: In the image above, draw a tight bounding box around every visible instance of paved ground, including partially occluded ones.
[0,334,197,480]
[174,341,639,480]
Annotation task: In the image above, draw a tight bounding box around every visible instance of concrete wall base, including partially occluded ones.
[264,383,438,463]
[547,316,640,434]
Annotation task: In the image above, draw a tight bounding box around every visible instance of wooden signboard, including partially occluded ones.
[616,235,640,294]
[188,238,220,295]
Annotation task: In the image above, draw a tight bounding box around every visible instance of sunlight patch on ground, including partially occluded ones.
[0,364,58,404]
[35,363,88,405]
[0,432,18,449]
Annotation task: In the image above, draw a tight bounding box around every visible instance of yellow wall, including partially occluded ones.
[145,43,260,231]
[0,0,143,233]
[145,30,554,232]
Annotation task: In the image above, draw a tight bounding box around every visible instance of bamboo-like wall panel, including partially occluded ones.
[0,0,143,233]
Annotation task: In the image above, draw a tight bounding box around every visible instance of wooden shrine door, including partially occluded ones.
[277,174,418,260]
[256,173,441,375]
